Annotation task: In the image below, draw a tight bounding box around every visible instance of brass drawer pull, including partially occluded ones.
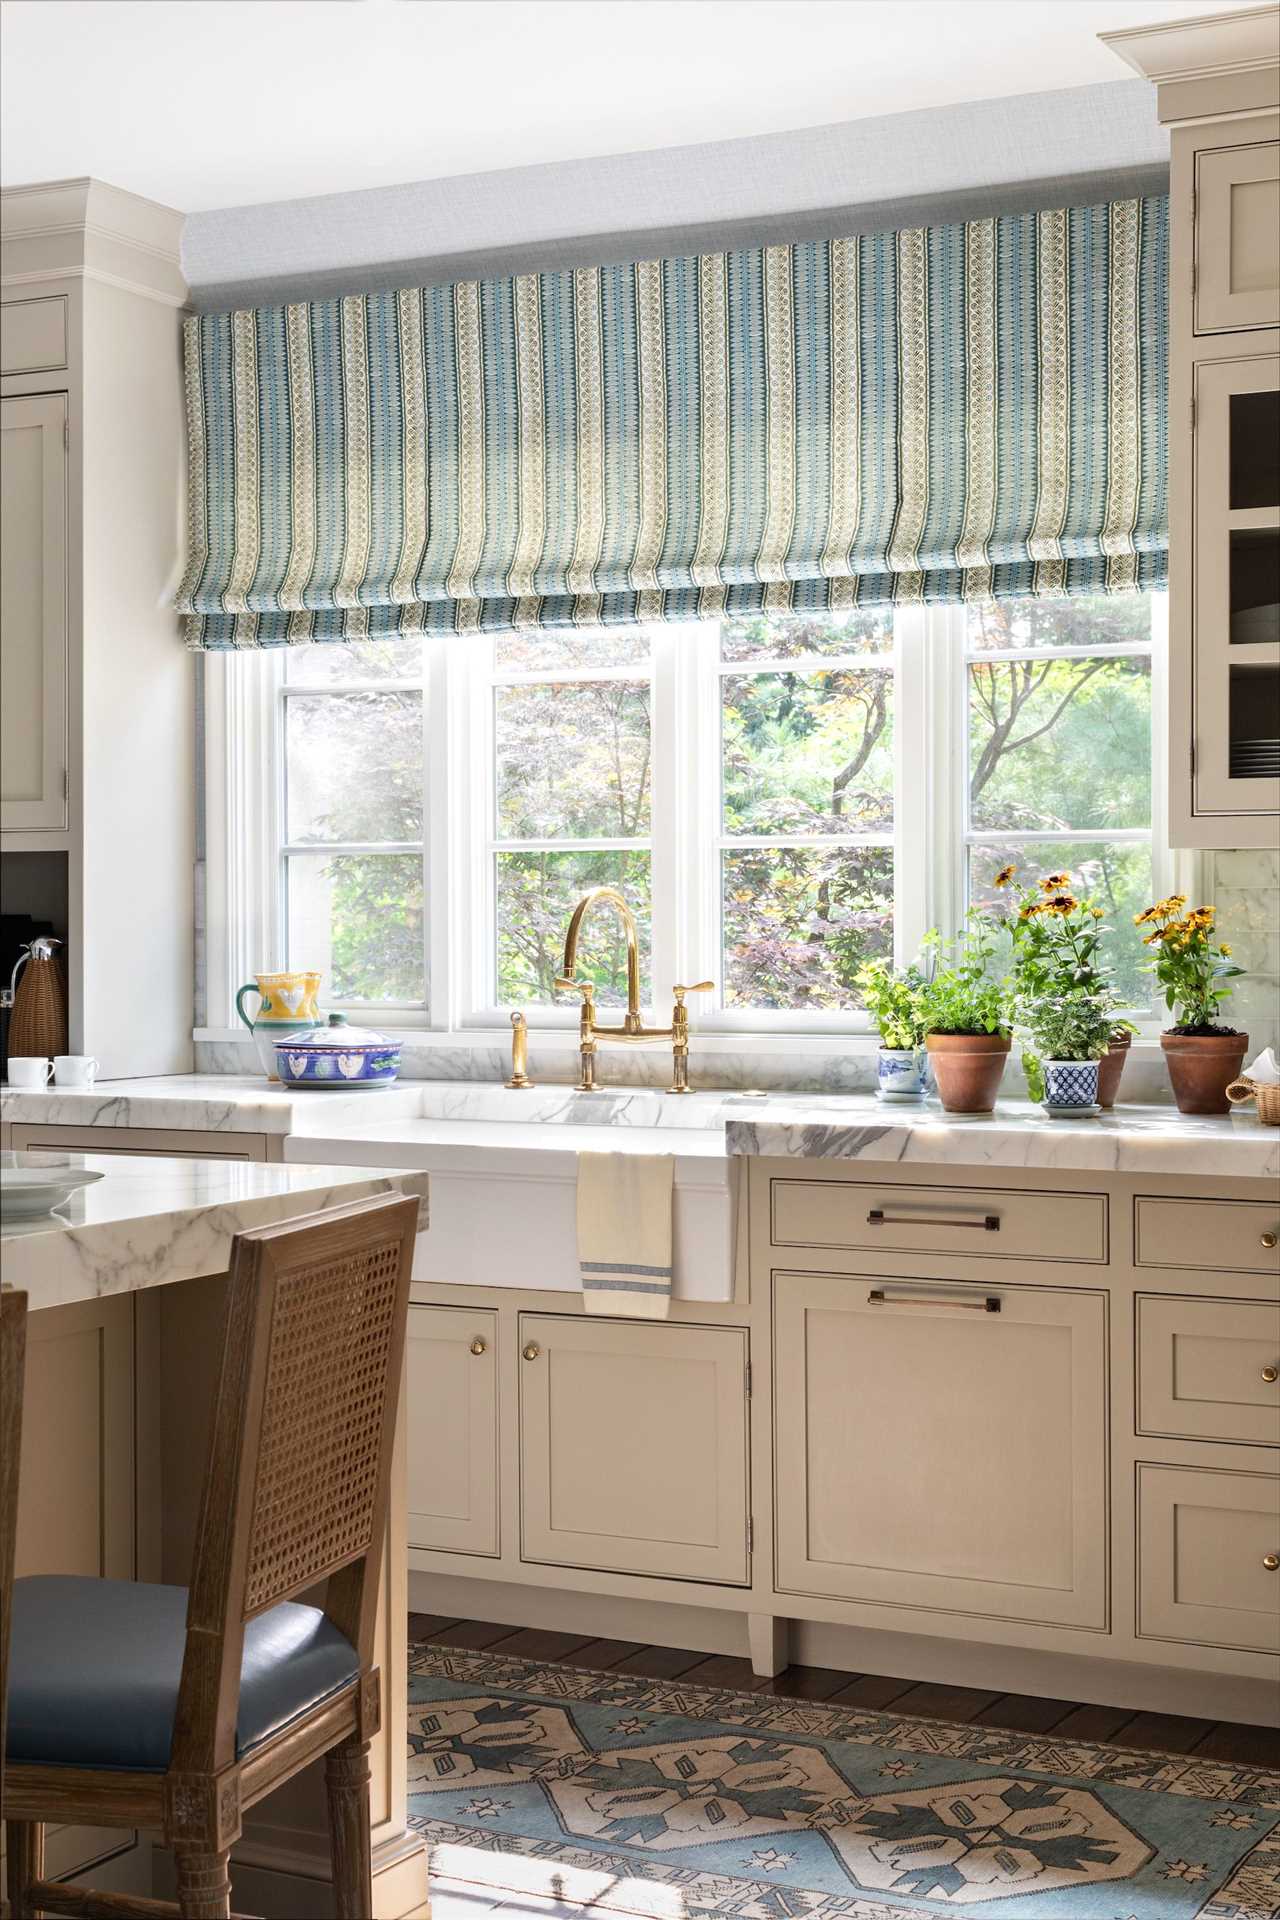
[469,1337,487,1356]
[867,1208,1000,1232]
[1262,1232,1278,1250]
[1264,1554,1279,1572]
[1263,1365,1279,1384]
[522,1342,541,1361]
[867,1289,1001,1314]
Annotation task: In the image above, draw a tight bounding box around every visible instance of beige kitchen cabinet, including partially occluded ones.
[406,1304,499,1555]
[1137,1294,1280,1447]
[6,1121,274,1160]
[518,1313,750,1584]
[773,1271,1108,1629]
[1195,140,1280,335]
[1138,1462,1280,1655]
[1,389,67,831]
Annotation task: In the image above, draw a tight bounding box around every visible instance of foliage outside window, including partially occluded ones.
[267,593,1167,1028]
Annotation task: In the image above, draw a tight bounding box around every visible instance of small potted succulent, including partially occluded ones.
[1137,894,1246,1113]
[997,866,1122,1114]
[858,957,930,1101]
[920,911,1012,1113]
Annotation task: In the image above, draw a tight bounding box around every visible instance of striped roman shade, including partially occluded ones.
[177,194,1168,648]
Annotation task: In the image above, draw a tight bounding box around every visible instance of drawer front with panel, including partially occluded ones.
[518,1314,749,1585]
[1195,140,1280,334]
[1138,1463,1280,1654]
[1137,1294,1280,1447]
[1134,1197,1280,1277]
[406,1305,499,1556]
[773,1271,1109,1629]
[770,1178,1107,1264]
[1,294,68,375]
[7,1122,271,1161]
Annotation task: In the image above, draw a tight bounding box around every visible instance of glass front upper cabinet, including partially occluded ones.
[1193,354,1280,818]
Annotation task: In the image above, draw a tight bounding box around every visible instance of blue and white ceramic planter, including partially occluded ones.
[1041,1057,1101,1113]
[877,1046,929,1101]
[273,1014,401,1088]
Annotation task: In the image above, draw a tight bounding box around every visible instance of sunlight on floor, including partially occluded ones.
[428,1841,687,1920]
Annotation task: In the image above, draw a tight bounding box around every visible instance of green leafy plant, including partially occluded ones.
[920,912,1011,1037]
[996,864,1123,1063]
[856,958,930,1050]
[1136,895,1243,1032]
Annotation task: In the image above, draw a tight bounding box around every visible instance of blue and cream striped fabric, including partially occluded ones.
[177,195,1168,648]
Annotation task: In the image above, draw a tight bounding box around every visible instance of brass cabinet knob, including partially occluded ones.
[1264,1554,1280,1572]
[1262,1232,1278,1250]
[469,1337,487,1356]
[1263,1365,1280,1384]
[522,1342,541,1361]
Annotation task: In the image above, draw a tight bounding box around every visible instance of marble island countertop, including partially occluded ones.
[1,1152,431,1312]
[2,1075,1277,1179]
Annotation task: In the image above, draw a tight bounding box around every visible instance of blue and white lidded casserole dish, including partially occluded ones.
[273,1013,401,1087]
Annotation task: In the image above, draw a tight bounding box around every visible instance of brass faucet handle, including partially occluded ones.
[555,975,596,1001]
[673,981,714,1005]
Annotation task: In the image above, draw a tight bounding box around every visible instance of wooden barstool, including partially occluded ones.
[3,1192,419,1920]
[1,1288,29,1920]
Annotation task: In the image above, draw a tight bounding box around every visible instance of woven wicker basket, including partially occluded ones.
[8,947,68,1059]
[1227,1077,1280,1126]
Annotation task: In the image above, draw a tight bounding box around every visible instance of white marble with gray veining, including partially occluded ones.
[0,1076,425,1136]
[2,1152,430,1313]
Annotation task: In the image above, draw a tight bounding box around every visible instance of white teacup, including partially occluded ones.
[53,1054,101,1088]
[6,1056,54,1088]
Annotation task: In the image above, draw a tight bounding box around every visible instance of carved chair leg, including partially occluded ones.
[6,1820,45,1918]
[324,1735,373,1920]
[173,1846,232,1920]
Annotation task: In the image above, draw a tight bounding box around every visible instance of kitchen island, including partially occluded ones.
[2,1152,432,1919]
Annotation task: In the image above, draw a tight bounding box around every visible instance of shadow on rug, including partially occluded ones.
[407,1644,1279,1920]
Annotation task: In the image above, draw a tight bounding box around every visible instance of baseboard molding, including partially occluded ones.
[409,1570,1279,1727]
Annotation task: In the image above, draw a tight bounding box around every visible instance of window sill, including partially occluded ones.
[194,1025,1171,1059]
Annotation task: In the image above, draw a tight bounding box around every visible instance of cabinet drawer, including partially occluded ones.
[518,1315,749,1585]
[1137,1294,1280,1447]
[8,1123,269,1161]
[1195,141,1280,334]
[771,1178,1107,1264]
[1135,1197,1280,1276]
[1,295,68,375]
[406,1305,498,1556]
[1138,1463,1280,1654]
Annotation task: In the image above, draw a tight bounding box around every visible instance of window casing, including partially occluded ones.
[203,596,1177,1041]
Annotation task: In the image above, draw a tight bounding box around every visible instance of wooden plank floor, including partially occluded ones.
[409,1612,1280,1768]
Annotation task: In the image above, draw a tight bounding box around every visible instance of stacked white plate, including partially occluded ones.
[1230,738,1280,779]
[1,1157,104,1220]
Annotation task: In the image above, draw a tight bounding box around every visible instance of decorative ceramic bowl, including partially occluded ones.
[1,1154,105,1218]
[273,1014,400,1088]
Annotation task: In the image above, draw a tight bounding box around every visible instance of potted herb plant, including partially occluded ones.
[920,911,1012,1113]
[1137,895,1246,1113]
[858,958,930,1100]
[997,867,1122,1114]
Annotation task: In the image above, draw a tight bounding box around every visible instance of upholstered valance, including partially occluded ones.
[177,194,1167,648]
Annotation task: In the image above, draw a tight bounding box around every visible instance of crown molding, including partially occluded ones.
[1101,6,1279,85]
[1,176,186,303]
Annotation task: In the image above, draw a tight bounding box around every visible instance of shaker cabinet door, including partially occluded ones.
[774,1272,1108,1629]
[1,390,68,831]
[1195,141,1280,334]
[406,1305,499,1555]
[518,1315,749,1584]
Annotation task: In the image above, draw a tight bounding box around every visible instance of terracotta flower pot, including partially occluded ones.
[925,1032,1011,1113]
[1161,1030,1249,1115]
[1096,1030,1132,1110]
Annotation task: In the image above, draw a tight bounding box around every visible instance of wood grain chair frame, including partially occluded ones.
[4,1193,420,1920]
[1,1290,29,1920]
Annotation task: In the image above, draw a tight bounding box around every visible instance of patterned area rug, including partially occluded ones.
[407,1644,1280,1920]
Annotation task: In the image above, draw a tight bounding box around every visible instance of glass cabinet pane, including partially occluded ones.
[1229,528,1280,645]
[1229,389,1280,508]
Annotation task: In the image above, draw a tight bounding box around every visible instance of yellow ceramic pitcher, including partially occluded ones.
[236,970,323,1079]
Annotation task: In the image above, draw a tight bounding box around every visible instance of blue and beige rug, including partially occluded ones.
[407,1644,1280,1920]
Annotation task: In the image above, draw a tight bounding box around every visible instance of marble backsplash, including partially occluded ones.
[1209,848,1279,1062]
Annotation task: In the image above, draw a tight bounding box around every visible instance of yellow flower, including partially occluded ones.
[1143,930,1162,944]
[994,864,1017,887]
[1047,893,1078,914]
[1167,894,1188,912]
[1091,907,1104,919]
[1220,942,1232,956]
[1040,872,1072,891]
[1134,907,1155,925]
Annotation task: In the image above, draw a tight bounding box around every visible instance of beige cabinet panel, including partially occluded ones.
[1137,1294,1280,1447]
[519,1315,749,1585]
[406,1305,499,1556]
[1,294,68,374]
[16,1296,134,1578]
[1,391,67,830]
[1196,142,1280,333]
[771,1178,1106,1264]
[1138,1463,1280,1654]
[8,1122,270,1161]
[1135,1196,1280,1277]
[774,1272,1108,1628]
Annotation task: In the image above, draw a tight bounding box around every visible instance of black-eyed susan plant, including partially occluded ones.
[1135,896,1243,1032]
[994,866,1126,1084]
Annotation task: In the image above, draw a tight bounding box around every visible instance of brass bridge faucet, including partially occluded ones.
[554,886,712,1093]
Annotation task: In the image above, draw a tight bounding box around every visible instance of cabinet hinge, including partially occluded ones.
[62,768,69,799]
[746,1517,754,1554]
[63,416,69,449]
[1189,391,1196,432]
[745,1362,753,1397]
[1190,737,1196,781]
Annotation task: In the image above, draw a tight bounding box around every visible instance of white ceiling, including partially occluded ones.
[0,0,1250,215]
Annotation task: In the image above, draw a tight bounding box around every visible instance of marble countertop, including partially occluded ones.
[3,1075,1277,1179]
[2,1152,430,1313]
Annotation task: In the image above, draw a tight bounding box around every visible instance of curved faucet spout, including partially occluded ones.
[561,886,643,1030]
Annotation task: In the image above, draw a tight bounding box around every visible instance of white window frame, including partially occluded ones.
[201,594,1191,1051]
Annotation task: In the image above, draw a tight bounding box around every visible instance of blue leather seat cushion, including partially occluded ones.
[7,1575,360,1771]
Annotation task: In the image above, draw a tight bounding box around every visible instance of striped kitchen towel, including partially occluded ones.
[577,1151,674,1319]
